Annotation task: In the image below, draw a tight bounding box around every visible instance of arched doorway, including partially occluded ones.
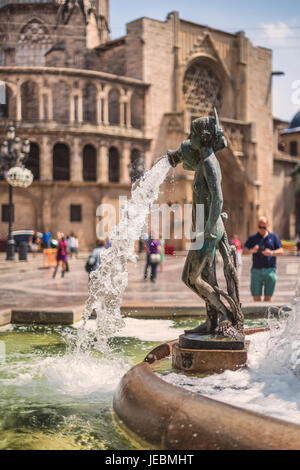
[83,144,97,181]
[53,143,70,181]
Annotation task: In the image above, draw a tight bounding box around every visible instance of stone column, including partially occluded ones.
[16,84,22,121]
[78,90,83,123]
[42,195,52,232]
[40,136,52,181]
[97,142,108,183]
[48,90,53,121]
[96,88,101,124]
[71,137,83,181]
[120,143,131,184]
[70,93,75,123]
[39,86,44,121]
[103,86,109,125]
[126,91,132,128]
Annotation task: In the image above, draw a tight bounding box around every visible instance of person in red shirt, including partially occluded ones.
[53,232,68,279]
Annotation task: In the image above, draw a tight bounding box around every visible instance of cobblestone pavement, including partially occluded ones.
[0,252,299,313]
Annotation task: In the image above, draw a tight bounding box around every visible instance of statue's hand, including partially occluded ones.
[167,149,182,168]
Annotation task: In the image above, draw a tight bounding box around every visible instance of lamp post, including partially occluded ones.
[0,126,32,261]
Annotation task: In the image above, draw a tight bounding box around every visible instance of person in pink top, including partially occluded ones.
[53,232,68,278]
[231,234,242,278]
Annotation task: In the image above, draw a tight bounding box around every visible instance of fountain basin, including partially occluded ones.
[113,331,300,450]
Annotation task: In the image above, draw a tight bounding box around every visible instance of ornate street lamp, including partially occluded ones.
[0,126,33,261]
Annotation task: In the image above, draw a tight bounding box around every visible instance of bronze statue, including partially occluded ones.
[168,110,244,340]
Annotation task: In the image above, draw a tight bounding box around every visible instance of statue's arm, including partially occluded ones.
[168,141,198,171]
[203,155,223,238]
[167,147,183,168]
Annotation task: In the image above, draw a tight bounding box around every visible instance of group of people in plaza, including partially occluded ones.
[27,229,79,279]
[29,230,79,258]
[29,216,286,301]
[140,216,284,300]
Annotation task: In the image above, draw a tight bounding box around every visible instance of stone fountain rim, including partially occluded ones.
[113,328,300,450]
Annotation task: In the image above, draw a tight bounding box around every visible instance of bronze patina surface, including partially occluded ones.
[167,110,244,348]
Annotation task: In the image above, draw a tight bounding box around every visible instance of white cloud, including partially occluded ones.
[262,22,293,44]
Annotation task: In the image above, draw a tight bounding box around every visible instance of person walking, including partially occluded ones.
[143,235,160,283]
[69,232,78,258]
[42,229,52,249]
[85,239,106,274]
[243,217,283,301]
[53,232,68,278]
[231,234,242,278]
[159,235,165,272]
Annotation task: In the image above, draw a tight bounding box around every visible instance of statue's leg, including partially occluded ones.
[182,251,216,334]
[218,234,243,331]
[182,250,229,334]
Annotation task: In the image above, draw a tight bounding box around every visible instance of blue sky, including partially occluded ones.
[110,0,300,122]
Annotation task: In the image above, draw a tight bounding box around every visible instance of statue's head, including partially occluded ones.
[190,109,227,153]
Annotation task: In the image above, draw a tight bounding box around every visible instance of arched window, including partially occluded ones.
[83,144,97,181]
[21,81,39,121]
[108,146,119,182]
[131,91,144,129]
[0,85,15,119]
[16,19,52,66]
[130,148,144,182]
[53,143,70,181]
[108,88,120,125]
[52,81,70,123]
[83,82,97,124]
[183,62,223,116]
[26,142,40,180]
[290,141,298,157]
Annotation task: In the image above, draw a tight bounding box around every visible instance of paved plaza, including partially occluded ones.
[0,251,299,317]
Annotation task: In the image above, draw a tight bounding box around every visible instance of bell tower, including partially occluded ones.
[95,0,110,43]
[54,0,110,50]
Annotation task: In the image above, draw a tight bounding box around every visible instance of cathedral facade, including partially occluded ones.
[0,0,298,249]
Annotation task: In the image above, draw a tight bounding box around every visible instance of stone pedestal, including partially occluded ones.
[172,334,249,373]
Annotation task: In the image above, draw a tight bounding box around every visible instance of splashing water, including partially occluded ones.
[76,156,171,353]
[263,276,300,377]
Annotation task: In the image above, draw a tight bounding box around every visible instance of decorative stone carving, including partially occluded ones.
[16,20,52,66]
[183,62,222,116]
